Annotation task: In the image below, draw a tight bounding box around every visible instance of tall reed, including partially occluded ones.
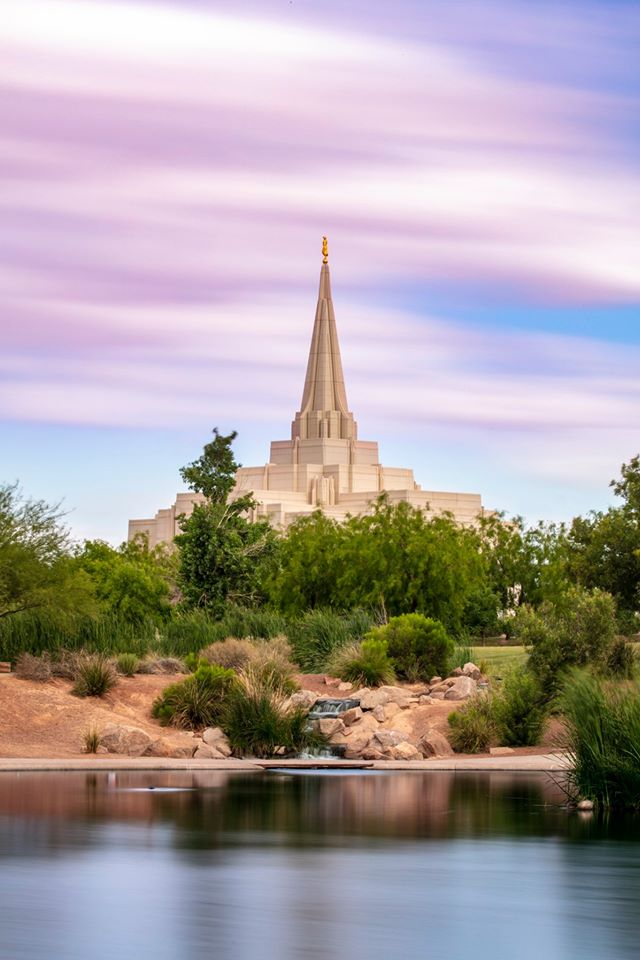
[559,668,640,808]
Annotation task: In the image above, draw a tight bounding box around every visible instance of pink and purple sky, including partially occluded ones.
[2,0,639,543]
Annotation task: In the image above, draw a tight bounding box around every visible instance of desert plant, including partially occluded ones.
[116,652,140,677]
[368,614,454,682]
[152,662,235,729]
[50,648,79,679]
[221,665,325,758]
[201,637,256,671]
[329,638,395,687]
[248,636,299,694]
[83,727,101,754]
[15,652,52,682]
[138,655,186,675]
[558,668,640,808]
[72,654,116,697]
[448,693,498,753]
[493,668,548,747]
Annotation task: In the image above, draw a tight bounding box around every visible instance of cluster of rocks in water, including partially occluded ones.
[94,662,485,761]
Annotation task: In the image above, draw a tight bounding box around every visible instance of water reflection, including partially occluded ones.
[0,771,638,960]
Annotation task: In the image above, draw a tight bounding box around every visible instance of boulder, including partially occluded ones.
[372,705,385,722]
[430,676,442,685]
[462,662,482,681]
[338,681,353,691]
[202,727,232,757]
[388,742,423,761]
[430,690,446,700]
[341,706,363,727]
[429,678,457,693]
[193,743,225,759]
[449,667,464,677]
[419,695,434,705]
[444,676,477,700]
[417,730,454,758]
[145,738,195,759]
[357,688,389,710]
[324,676,341,688]
[288,690,318,711]
[315,717,345,738]
[100,724,154,757]
[374,729,410,750]
[489,746,514,756]
[361,747,387,760]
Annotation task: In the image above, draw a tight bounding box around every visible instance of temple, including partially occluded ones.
[128,240,487,545]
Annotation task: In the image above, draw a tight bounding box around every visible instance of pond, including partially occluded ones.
[0,770,638,960]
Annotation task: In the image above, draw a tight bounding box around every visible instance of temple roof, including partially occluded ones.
[291,241,357,441]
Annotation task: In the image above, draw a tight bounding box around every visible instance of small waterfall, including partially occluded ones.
[307,698,360,720]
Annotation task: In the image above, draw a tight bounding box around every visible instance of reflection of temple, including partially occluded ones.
[129,241,487,546]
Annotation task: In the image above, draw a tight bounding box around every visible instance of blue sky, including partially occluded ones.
[1,0,639,543]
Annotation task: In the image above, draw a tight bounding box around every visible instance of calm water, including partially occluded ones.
[1,770,639,960]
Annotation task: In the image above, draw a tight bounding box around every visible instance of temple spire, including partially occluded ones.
[291,240,357,442]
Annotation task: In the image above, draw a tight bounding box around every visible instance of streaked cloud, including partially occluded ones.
[1,0,639,535]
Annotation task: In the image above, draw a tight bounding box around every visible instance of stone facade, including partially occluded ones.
[129,249,487,546]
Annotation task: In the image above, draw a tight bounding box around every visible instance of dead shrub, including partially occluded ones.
[15,652,52,682]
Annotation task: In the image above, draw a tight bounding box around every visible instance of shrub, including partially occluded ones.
[152,663,235,729]
[72,654,116,697]
[368,614,454,682]
[201,637,256,671]
[604,636,635,679]
[517,587,620,690]
[138,655,186,675]
[558,668,640,808]
[493,668,548,747]
[448,693,498,753]
[248,637,300,694]
[15,652,52,682]
[328,638,395,687]
[50,649,79,680]
[450,642,474,673]
[83,728,101,754]
[221,666,325,758]
[116,653,140,677]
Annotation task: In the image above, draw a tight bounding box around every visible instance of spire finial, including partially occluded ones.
[322,235,328,264]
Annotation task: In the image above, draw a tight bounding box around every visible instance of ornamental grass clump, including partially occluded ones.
[152,662,235,729]
[558,668,640,809]
[83,727,101,754]
[116,652,140,677]
[328,638,395,687]
[493,668,548,747]
[448,693,498,754]
[72,654,116,697]
[221,665,324,759]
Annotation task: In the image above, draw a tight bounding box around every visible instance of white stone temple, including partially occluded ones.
[128,241,487,546]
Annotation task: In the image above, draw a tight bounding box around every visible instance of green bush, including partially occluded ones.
[559,668,640,808]
[152,663,235,729]
[72,654,116,697]
[604,636,635,679]
[116,652,140,676]
[517,587,620,690]
[329,638,395,687]
[448,694,498,753]
[221,666,325,758]
[368,613,454,682]
[493,669,548,747]
[450,641,474,673]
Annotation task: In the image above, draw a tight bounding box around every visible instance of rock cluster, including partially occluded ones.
[306,664,484,761]
[96,723,232,759]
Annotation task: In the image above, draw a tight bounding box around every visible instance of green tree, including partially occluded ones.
[0,482,94,621]
[75,534,174,624]
[176,429,277,615]
[565,455,640,626]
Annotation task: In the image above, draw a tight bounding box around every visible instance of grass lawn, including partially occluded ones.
[471,645,528,675]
